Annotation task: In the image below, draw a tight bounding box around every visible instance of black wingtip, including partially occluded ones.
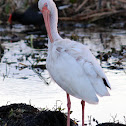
[102,78,111,89]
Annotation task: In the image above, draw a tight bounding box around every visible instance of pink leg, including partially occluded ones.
[81,100,85,126]
[67,93,71,126]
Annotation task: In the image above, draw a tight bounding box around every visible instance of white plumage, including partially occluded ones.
[46,38,110,104]
[38,0,111,125]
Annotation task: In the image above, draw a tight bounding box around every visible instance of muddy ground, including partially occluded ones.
[0,103,125,126]
[0,103,76,126]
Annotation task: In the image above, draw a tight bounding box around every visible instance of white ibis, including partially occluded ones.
[38,0,111,126]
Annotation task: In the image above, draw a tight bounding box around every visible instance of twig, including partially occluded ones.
[59,9,125,22]
[116,0,126,3]
[27,58,50,85]
[32,68,49,85]
[75,0,88,13]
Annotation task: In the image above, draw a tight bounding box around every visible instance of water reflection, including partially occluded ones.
[62,27,126,52]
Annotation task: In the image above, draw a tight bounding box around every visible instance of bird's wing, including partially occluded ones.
[47,39,110,104]
[56,39,111,96]
[47,40,100,104]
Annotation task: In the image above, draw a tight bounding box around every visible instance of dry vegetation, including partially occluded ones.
[59,0,126,23]
[1,0,126,24]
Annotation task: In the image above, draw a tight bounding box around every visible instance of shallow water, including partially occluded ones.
[0,24,126,125]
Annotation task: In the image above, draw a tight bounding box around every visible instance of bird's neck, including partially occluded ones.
[49,5,62,42]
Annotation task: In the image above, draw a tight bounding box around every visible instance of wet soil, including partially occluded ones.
[0,103,77,126]
[0,103,125,126]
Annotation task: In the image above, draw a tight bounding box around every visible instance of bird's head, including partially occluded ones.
[38,0,55,43]
[38,0,55,15]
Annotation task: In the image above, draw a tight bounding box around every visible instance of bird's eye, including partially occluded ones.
[44,3,48,7]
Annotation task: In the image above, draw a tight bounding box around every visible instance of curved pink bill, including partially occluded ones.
[41,4,54,43]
